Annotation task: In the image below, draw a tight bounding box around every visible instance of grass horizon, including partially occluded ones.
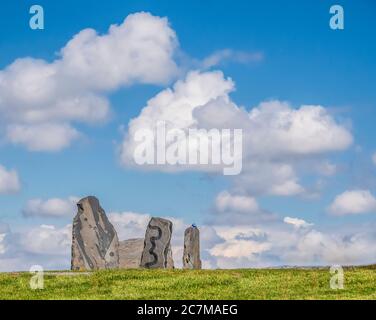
[1,266,376,300]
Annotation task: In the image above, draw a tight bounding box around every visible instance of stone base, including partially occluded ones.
[119,238,144,269]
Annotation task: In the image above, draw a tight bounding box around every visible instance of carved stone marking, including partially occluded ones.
[183,225,202,269]
[119,238,144,269]
[140,217,174,269]
[71,196,119,270]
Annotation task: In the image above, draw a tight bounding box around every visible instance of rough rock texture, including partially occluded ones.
[71,196,119,271]
[118,238,144,269]
[183,226,202,269]
[140,217,174,269]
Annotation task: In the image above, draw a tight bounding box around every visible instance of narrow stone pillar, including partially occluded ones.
[183,225,201,269]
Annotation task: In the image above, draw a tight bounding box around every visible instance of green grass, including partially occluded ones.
[1,267,376,300]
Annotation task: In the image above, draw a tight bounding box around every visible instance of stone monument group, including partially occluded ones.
[71,196,201,271]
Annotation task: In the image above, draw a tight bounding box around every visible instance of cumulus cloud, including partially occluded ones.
[0,165,21,194]
[120,70,352,197]
[234,162,305,196]
[120,70,235,171]
[0,224,71,271]
[60,13,178,90]
[215,191,259,213]
[22,196,79,218]
[210,239,270,259]
[243,100,353,156]
[0,12,178,151]
[328,190,376,216]
[20,224,72,255]
[108,211,151,240]
[201,49,263,69]
[208,190,276,225]
[273,226,376,266]
[209,222,376,268]
[6,123,79,152]
[197,97,351,196]
[284,217,313,229]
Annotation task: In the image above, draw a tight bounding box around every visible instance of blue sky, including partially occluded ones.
[0,0,376,270]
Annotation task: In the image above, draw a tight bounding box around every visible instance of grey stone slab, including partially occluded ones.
[140,217,174,269]
[119,238,144,269]
[183,225,202,269]
[71,196,119,270]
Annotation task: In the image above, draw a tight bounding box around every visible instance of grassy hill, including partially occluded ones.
[1,267,376,300]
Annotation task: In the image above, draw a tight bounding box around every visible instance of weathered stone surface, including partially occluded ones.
[71,196,119,271]
[183,225,202,269]
[118,238,144,269]
[140,217,174,269]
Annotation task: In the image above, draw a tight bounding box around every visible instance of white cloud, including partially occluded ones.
[6,123,79,152]
[197,97,351,196]
[208,190,277,226]
[284,217,313,229]
[120,70,235,170]
[274,226,376,266]
[214,225,267,241]
[20,224,72,255]
[0,223,72,271]
[60,13,178,90]
[120,70,352,197]
[108,211,151,240]
[23,196,79,218]
[194,98,352,157]
[201,49,263,69]
[215,191,259,213]
[328,190,376,216]
[233,162,305,197]
[0,12,178,151]
[209,222,376,268]
[243,100,353,156]
[372,153,376,166]
[210,239,270,258]
[0,165,21,194]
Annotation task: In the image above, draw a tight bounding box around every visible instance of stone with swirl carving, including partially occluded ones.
[140,217,174,269]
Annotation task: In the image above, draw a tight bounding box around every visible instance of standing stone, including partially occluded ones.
[183,225,202,269]
[140,217,174,269]
[71,196,119,271]
[118,238,144,269]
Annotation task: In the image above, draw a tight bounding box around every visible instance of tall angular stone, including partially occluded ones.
[140,217,174,269]
[118,238,144,269]
[71,196,119,271]
[183,225,201,269]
